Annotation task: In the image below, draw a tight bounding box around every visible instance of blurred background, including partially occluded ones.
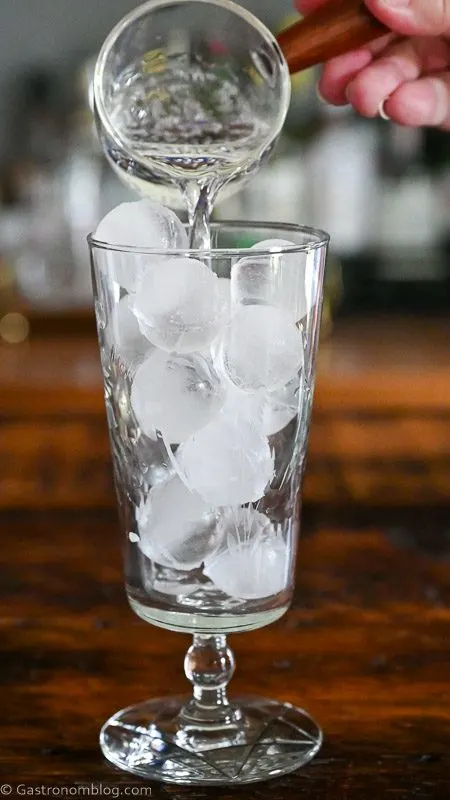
[1,0,450,517]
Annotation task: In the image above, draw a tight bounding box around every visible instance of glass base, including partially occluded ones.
[100,694,322,785]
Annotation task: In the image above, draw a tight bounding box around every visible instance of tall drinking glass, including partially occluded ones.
[89,222,328,785]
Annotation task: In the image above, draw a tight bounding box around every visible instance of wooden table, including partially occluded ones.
[2,509,450,797]
[2,315,450,510]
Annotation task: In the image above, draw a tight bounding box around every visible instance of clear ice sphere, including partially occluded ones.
[231,238,313,323]
[94,199,188,292]
[136,476,222,571]
[218,364,301,437]
[220,376,262,420]
[220,304,303,392]
[133,257,227,353]
[149,566,201,598]
[177,414,274,507]
[262,376,302,436]
[95,199,188,250]
[204,507,289,600]
[130,349,225,444]
[105,294,152,373]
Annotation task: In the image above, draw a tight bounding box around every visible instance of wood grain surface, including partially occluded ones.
[2,316,450,508]
[1,509,450,797]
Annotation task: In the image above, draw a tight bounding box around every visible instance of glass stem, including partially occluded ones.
[177,635,245,750]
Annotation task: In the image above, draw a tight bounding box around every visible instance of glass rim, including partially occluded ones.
[93,0,290,157]
[88,220,330,256]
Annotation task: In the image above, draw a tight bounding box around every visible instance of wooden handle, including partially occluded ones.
[277,0,388,74]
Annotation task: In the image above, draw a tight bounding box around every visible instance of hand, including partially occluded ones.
[295,0,450,129]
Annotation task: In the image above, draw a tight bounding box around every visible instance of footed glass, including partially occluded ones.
[89,222,328,785]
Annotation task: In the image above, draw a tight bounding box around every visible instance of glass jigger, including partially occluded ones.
[89,222,329,784]
[93,0,291,213]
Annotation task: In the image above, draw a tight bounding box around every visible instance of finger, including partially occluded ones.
[365,0,450,37]
[294,0,328,14]
[384,72,450,127]
[346,36,450,117]
[318,49,374,103]
[318,34,395,104]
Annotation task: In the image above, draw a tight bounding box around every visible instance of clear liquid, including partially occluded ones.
[98,53,276,249]
[129,595,289,634]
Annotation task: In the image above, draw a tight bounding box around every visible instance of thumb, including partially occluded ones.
[364,0,450,36]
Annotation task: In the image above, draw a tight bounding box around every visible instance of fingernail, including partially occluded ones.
[378,99,390,120]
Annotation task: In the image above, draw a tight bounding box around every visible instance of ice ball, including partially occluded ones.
[204,507,289,599]
[149,565,201,598]
[262,376,302,436]
[220,304,303,393]
[94,199,188,292]
[137,476,222,571]
[130,349,225,444]
[218,366,302,437]
[231,238,313,323]
[105,294,152,374]
[220,377,262,421]
[133,257,227,353]
[177,415,274,507]
[95,199,188,250]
